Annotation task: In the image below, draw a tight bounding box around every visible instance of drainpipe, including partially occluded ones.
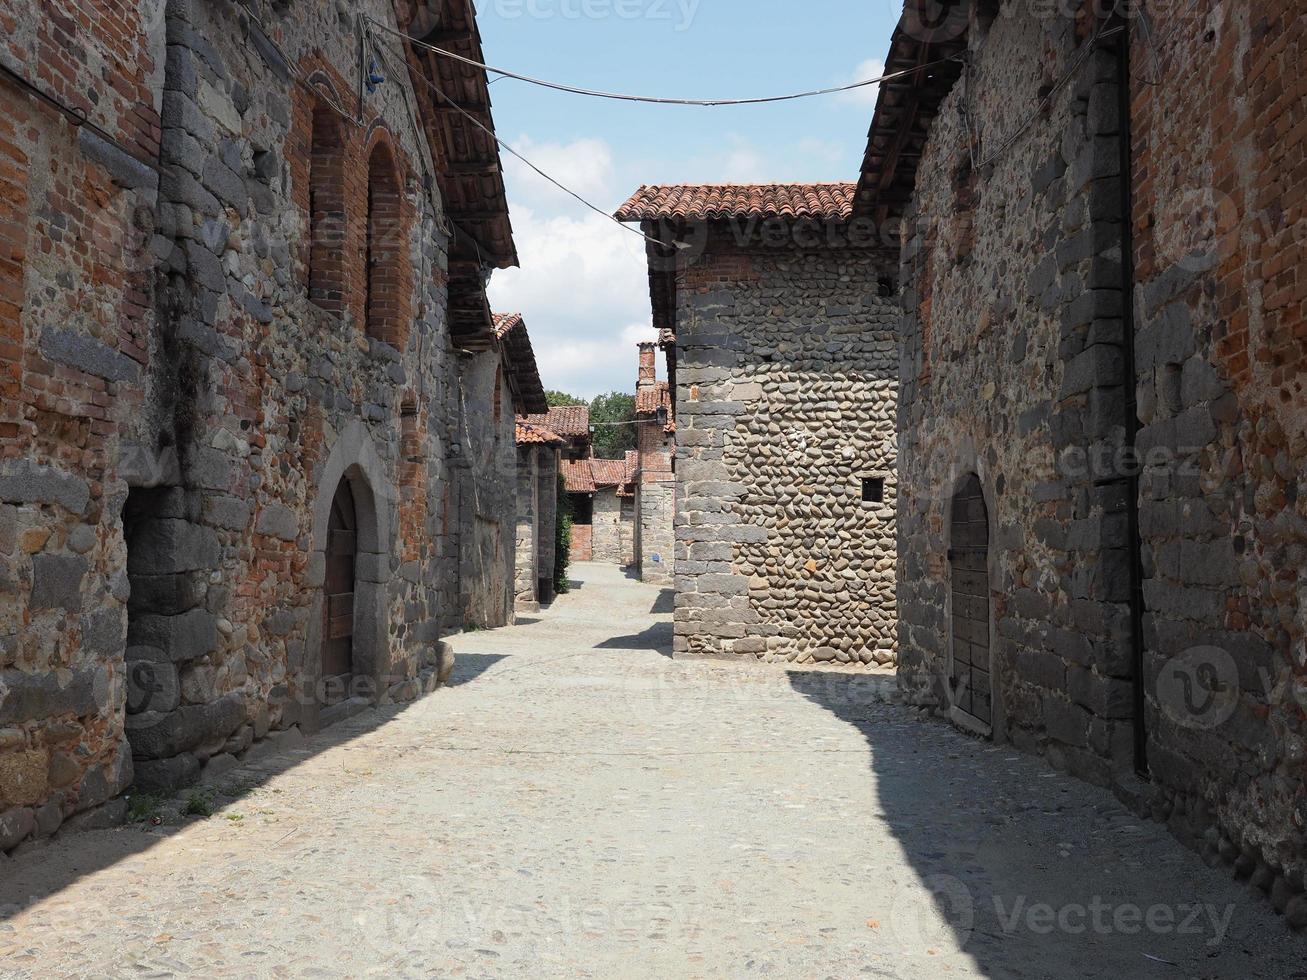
[1114,16,1149,778]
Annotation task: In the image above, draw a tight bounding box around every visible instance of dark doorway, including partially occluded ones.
[322,478,357,703]
[949,474,991,728]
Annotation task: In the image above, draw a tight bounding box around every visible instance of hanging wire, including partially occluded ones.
[963,17,1123,171]
[369,31,682,251]
[367,17,957,107]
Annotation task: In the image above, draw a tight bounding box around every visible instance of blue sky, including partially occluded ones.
[480,1,902,399]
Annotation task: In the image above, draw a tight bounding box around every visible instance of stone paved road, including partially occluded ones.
[1,563,1301,978]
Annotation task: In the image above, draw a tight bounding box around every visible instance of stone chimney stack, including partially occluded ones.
[638,342,656,387]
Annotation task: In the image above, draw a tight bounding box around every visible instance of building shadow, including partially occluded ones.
[443,652,508,686]
[0,679,461,921]
[594,621,674,658]
[650,589,675,615]
[782,669,1303,976]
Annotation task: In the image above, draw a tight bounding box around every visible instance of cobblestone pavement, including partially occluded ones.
[1,563,1301,978]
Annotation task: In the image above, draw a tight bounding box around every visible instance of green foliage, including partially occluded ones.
[589,391,637,459]
[182,789,215,818]
[545,390,587,408]
[555,477,573,594]
[126,792,165,824]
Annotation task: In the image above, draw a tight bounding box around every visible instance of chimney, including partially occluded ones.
[637,342,656,387]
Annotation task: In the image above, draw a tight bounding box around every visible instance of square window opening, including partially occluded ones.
[862,477,885,504]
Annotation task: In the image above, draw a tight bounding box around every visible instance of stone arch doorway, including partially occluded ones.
[322,477,358,703]
[948,473,992,730]
[305,422,394,725]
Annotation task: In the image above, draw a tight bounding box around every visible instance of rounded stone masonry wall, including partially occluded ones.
[673,236,900,666]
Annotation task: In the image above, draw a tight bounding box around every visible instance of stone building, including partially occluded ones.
[560,456,634,566]
[0,0,527,849]
[631,341,676,585]
[617,186,901,664]
[522,405,591,461]
[513,417,562,613]
[869,3,1307,898]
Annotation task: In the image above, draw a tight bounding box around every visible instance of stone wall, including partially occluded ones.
[591,489,631,565]
[0,0,493,851]
[458,351,516,629]
[673,227,899,663]
[894,6,1307,898]
[0,0,164,845]
[1127,4,1307,889]
[514,444,559,610]
[637,481,675,586]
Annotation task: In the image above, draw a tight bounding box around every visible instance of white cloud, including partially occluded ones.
[838,58,886,106]
[489,141,656,398]
[502,135,616,211]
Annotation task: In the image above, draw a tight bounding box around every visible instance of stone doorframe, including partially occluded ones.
[941,458,1005,743]
[303,421,393,716]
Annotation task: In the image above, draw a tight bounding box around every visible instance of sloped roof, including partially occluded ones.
[399,0,517,352]
[852,2,969,232]
[589,458,628,488]
[523,405,589,439]
[615,183,857,223]
[635,380,669,416]
[515,418,564,445]
[493,312,547,414]
[561,458,596,493]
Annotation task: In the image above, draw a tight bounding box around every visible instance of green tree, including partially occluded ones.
[545,390,587,408]
[589,391,637,459]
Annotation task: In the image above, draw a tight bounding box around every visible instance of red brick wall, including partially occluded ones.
[288,61,415,350]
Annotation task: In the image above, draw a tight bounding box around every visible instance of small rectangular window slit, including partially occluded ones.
[862,477,885,504]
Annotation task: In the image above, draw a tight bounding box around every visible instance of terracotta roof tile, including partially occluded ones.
[589,458,628,488]
[515,418,564,445]
[615,184,857,223]
[635,381,670,416]
[493,312,524,339]
[561,459,596,493]
[523,405,590,439]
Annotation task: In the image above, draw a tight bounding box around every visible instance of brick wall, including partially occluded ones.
[894,3,1307,900]
[0,0,498,850]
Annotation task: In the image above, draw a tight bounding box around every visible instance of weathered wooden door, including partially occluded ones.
[322,479,356,697]
[949,474,991,726]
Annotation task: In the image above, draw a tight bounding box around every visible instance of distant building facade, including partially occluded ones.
[618,185,900,664]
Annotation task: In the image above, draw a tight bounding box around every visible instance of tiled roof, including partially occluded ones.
[615,184,857,222]
[492,312,524,339]
[493,312,547,414]
[635,381,669,416]
[523,405,590,439]
[853,3,968,229]
[515,418,564,445]
[624,451,639,483]
[589,458,628,488]
[561,459,596,493]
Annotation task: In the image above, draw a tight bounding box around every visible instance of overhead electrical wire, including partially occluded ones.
[368,29,683,251]
[368,17,956,107]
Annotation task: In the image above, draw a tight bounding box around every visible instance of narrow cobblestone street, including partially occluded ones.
[0,564,1297,978]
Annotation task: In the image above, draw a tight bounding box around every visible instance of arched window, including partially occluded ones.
[365,140,403,345]
[308,100,346,312]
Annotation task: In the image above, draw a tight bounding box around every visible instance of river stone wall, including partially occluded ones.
[673,227,899,664]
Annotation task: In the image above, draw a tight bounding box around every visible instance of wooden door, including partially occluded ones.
[322,479,356,699]
[949,474,991,726]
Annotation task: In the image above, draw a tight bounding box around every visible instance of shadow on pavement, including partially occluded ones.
[0,695,431,922]
[650,589,675,615]
[783,669,1300,978]
[444,653,508,686]
[595,621,674,657]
